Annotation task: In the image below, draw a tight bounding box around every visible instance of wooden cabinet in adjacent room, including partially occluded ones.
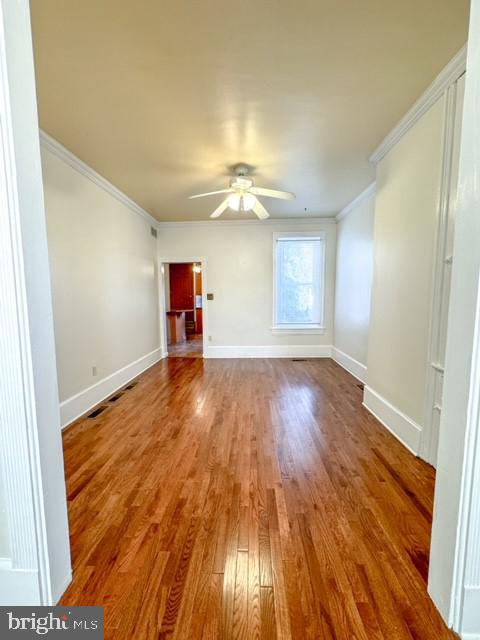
[169,263,194,311]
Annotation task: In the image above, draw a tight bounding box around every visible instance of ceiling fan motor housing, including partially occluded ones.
[234,163,250,177]
[189,162,293,219]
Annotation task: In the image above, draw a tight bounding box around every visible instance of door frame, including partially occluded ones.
[420,74,464,466]
[0,0,71,604]
[158,256,208,357]
[428,2,480,634]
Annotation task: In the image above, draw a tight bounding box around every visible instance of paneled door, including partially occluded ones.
[422,73,465,467]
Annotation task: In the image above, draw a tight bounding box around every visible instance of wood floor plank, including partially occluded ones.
[247,434,262,640]
[233,551,249,639]
[260,586,277,640]
[61,357,457,639]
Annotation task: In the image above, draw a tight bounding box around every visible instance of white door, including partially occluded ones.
[424,73,466,467]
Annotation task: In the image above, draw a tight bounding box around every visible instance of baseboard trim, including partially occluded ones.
[332,347,367,382]
[0,565,71,606]
[363,385,422,455]
[460,587,480,638]
[0,568,41,605]
[59,348,165,428]
[204,345,333,359]
[53,571,72,605]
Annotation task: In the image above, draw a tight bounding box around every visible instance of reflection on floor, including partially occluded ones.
[168,334,203,358]
[61,357,454,639]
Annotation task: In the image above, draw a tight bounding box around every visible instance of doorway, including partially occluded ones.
[163,261,204,358]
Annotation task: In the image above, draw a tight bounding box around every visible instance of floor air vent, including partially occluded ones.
[109,393,123,403]
[88,406,106,419]
[292,358,307,362]
[124,382,137,390]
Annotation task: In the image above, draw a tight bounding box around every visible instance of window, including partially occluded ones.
[273,233,325,333]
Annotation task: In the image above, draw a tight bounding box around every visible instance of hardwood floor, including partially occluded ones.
[61,357,456,639]
[168,334,203,358]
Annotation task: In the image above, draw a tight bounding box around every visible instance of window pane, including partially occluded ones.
[276,238,323,325]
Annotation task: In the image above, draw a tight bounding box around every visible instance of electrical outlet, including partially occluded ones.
[92,366,97,377]
[206,293,214,300]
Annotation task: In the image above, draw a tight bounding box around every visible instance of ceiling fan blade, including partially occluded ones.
[189,189,233,199]
[252,199,270,220]
[250,187,295,200]
[210,197,230,218]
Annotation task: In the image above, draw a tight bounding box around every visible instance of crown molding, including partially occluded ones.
[335,182,376,222]
[370,44,467,164]
[157,216,336,229]
[39,130,159,228]
[39,131,336,229]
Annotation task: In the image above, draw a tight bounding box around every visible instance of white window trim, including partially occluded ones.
[272,231,326,334]
[271,325,326,335]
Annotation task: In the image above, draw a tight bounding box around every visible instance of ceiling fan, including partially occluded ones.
[189,164,295,219]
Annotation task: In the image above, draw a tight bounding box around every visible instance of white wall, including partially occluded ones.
[41,144,161,426]
[158,220,336,357]
[333,187,375,381]
[364,95,446,452]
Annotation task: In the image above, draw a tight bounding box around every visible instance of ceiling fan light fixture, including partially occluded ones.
[228,192,256,212]
[190,164,295,219]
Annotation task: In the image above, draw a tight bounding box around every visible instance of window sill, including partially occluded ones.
[271,325,326,335]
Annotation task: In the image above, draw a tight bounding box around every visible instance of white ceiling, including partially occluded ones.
[31,0,469,221]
